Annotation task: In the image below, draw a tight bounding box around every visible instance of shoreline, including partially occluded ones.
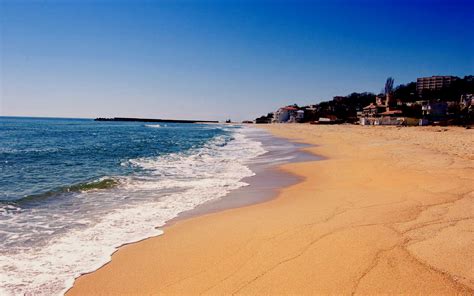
[2,123,286,296]
[169,130,318,224]
[67,124,474,295]
[63,126,315,295]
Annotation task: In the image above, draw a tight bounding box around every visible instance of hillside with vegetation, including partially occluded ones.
[255,76,473,125]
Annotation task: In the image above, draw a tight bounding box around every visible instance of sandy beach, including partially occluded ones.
[67,124,474,295]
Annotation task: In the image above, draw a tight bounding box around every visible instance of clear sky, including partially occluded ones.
[1,0,473,121]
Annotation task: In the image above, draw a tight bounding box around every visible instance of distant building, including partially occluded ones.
[296,110,305,122]
[359,99,410,125]
[273,106,298,123]
[358,103,383,125]
[315,115,340,124]
[460,94,473,110]
[361,103,385,117]
[421,101,448,117]
[459,94,474,123]
[416,76,459,94]
[379,110,403,117]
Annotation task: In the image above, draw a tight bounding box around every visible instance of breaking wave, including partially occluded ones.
[0,126,266,296]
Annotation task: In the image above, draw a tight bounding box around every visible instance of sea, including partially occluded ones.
[0,117,307,295]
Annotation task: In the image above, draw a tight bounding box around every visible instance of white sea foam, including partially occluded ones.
[145,124,161,128]
[0,126,266,296]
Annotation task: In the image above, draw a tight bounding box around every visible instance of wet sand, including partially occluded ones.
[172,130,318,222]
[67,124,474,295]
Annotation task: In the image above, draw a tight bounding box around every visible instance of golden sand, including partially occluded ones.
[67,125,474,295]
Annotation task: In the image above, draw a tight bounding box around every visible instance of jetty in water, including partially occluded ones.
[95,117,219,124]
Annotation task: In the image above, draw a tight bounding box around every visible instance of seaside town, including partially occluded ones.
[251,75,474,126]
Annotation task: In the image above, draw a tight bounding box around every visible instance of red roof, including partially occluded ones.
[363,103,377,109]
[282,106,298,111]
[380,110,403,115]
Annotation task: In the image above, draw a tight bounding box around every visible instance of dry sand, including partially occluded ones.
[67,125,474,295]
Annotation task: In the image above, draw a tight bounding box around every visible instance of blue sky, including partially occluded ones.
[1,0,473,121]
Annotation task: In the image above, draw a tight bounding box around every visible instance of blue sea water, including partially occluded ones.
[0,117,266,295]
[0,117,227,202]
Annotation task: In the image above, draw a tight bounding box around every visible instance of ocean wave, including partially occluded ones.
[145,124,161,128]
[0,126,267,296]
[0,147,62,154]
[0,177,120,206]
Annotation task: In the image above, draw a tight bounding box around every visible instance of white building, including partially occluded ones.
[273,106,298,123]
[296,110,305,122]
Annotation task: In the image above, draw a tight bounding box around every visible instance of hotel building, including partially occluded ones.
[416,76,459,94]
